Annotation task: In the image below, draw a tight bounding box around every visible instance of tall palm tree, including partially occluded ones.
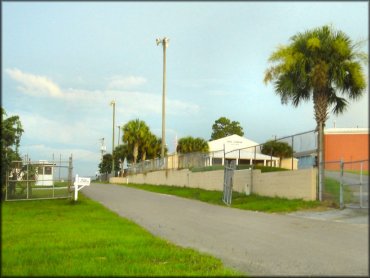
[264,25,367,200]
[122,119,150,164]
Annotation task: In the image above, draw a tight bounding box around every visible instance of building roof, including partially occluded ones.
[30,160,56,166]
[208,134,260,153]
[207,134,280,161]
[325,127,369,135]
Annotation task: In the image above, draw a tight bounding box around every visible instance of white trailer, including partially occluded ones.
[35,160,56,186]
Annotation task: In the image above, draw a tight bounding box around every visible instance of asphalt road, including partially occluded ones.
[82,183,369,276]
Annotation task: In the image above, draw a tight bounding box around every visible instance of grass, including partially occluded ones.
[323,177,353,206]
[1,195,241,276]
[6,184,71,200]
[120,183,323,213]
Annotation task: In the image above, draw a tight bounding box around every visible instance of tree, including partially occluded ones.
[122,119,150,164]
[264,25,367,200]
[211,117,244,140]
[176,136,209,154]
[99,153,118,175]
[261,140,293,167]
[1,108,24,199]
[113,144,132,173]
[141,133,164,161]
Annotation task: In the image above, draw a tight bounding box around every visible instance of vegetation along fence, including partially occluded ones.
[5,155,73,201]
[323,159,369,209]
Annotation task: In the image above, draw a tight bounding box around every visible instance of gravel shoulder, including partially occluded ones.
[82,183,369,276]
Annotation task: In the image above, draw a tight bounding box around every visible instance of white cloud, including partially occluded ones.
[6,68,63,98]
[7,68,200,119]
[19,112,102,147]
[20,144,99,162]
[107,75,147,89]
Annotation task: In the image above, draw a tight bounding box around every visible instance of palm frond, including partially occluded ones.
[329,94,349,115]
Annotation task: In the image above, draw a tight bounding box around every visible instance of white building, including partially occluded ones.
[207,134,280,167]
[34,160,55,186]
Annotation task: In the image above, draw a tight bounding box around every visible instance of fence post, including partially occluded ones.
[360,162,363,208]
[250,164,254,194]
[68,155,73,194]
[26,161,29,200]
[291,136,294,170]
[74,174,79,201]
[340,160,344,209]
[5,169,9,201]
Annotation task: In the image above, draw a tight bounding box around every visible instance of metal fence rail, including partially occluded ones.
[5,155,73,201]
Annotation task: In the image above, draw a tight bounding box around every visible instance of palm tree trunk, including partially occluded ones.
[314,90,328,202]
[317,121,324,201]
[133,143,138,164]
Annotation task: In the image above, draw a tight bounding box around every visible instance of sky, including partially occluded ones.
[2,1,369,177]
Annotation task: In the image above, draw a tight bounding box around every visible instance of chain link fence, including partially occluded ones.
[220,129,318,170]
[126,129,318,174]
[323,159,369,208]
[5,155,73,201]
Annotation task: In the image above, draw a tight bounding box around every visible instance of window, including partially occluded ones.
[38,167,44,175]
[44,166,52,175]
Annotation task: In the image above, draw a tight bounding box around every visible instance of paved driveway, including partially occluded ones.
[82,183,368,276]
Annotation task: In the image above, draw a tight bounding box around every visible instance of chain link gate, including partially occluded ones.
[5,155,73,201]
[223,160,236,205]
[323,159,369,209]
[339,160,369,209]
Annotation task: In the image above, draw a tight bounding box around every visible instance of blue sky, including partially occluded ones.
[3,1,368,176]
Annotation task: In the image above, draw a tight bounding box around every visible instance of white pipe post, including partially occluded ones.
[74,174,79,201]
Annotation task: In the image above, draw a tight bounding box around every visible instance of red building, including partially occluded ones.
[324,128,369,170]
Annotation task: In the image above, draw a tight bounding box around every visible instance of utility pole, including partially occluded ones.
[117,125,121,147]
[156,37,169,158]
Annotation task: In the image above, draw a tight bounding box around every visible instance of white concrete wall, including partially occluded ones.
[110,168,317,201]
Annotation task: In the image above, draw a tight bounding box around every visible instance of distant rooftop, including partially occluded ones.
[325,127,369,134]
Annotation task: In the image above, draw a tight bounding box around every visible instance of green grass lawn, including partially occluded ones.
[1,195,241,276]
[324,177,353,206]
[6,186,71,200]
[120,183,323,213]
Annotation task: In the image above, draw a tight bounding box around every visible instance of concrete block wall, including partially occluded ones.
[188,171,224,190]
[252,168,317,201]
[110,167,317,201]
